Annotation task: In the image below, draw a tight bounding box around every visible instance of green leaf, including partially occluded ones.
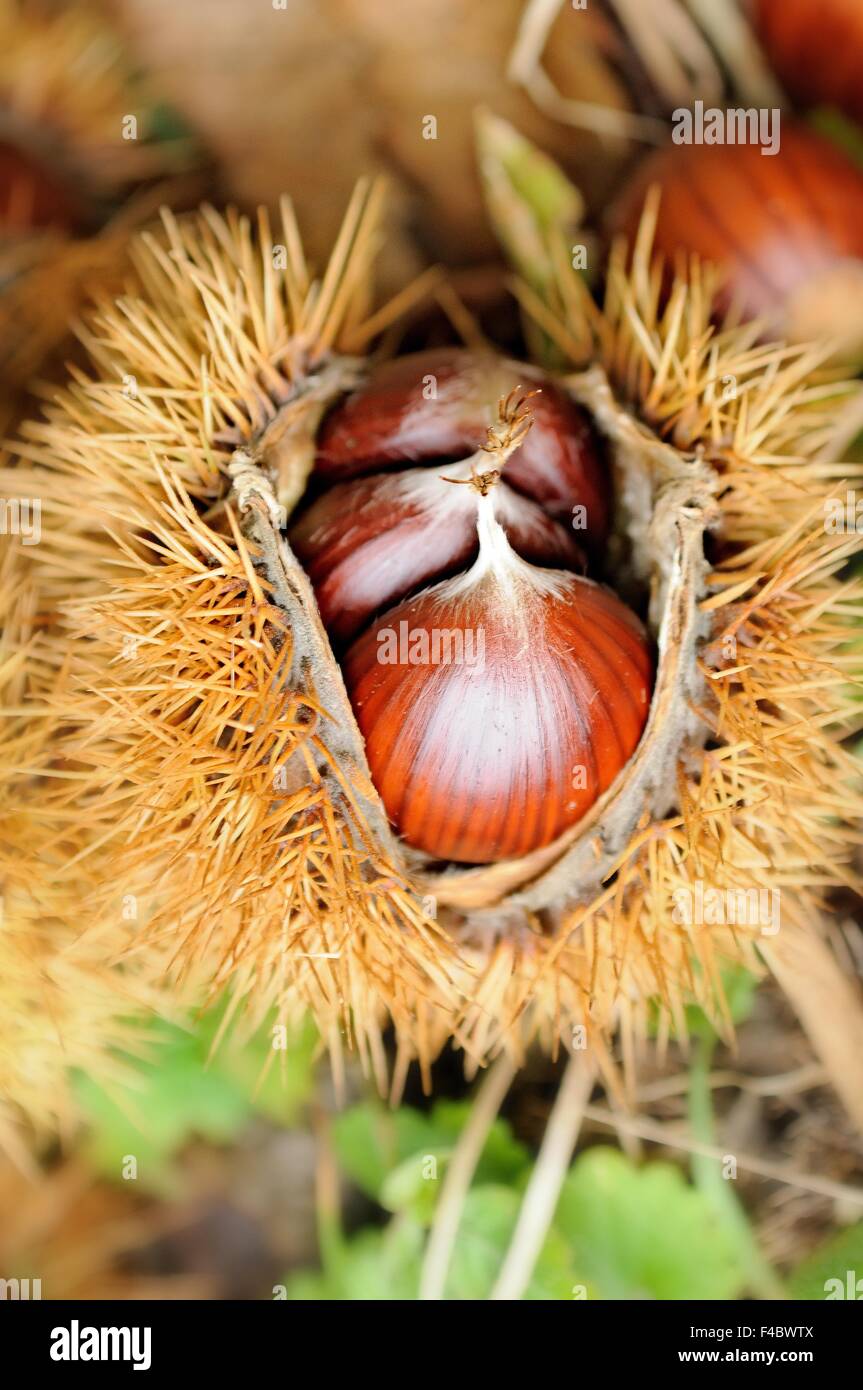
[555,1148,745,1300]
[444,1186,577,1300]
[330,1104,433,1202]
[339,1219,425,1301]
[281,1269,333,1301]
[476,109,583,292]
[380,1148,453,1222]
[430,1100,531,1186]
[331,1099,531,1208]
[687,1031,784,1298]
[284,1218,425,1301]
[689,963,759,1036]
[198,1011,317,1125]
[789,1223,863,1301]
[284,1186,579,1301]
[74,1010,317,1194]
[649,963,760,1040]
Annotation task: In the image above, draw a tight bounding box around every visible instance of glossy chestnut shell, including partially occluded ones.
[314,347,610,540]
[342,559,652,865]
[294,351,653,865]
[290,465,584,644]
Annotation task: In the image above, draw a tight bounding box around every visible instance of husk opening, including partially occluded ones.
[3,184,863,1116]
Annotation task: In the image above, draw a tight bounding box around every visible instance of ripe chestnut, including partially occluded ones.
[314,347,610,540]
[608,124,863,359]
[297,373,652,865]
[751,0,863,126]
[290,458,584,644]
[342,474,652,864]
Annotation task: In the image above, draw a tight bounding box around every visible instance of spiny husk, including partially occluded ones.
[3,183,863,1118]
[0,0,197,430]
[0,232,134,434]
[0,0,202,1131]
[1,185,456,1129]
[0,0,174,191]
[0,536,184,1161]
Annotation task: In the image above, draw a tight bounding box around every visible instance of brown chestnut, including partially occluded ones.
[290,459,584,644]
[343,476,652,865]
[314,347,610,541]
[0,141,82,234]
[608,124,863,359]
[751,0,863,126]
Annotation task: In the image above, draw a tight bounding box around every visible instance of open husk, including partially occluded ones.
[3,180,863,1124]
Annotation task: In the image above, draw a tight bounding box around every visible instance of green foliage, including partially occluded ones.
[284,1188,577,1302]
[711,964,760,1028]
[474,109,586,366]
[686,1025,785,1299]
[74,1011,317,1194]
[444,1187,575,1300]
[286,1218,425,1301]
[329,1103,433,1201]
[475,108,584,298]
[555,1147,745,1301]
[648,962,760,1040]
[289,1100,752,1300]
[145,102,196,143]
[789,1222,863,1301]
[331,1098,530,1215]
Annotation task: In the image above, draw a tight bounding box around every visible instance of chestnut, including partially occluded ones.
[314,347,610,541]
[0,141,82,233]
[293,373,649,863]
[342,471,652,864]
[751,0,863,126]
[607,124,863,360]
[290,459,584,644]
[14,185,861,1107]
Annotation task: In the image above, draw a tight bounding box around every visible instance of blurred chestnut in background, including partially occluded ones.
[0,142,82,233]
[608,124,863,361]
[751,0,863,126]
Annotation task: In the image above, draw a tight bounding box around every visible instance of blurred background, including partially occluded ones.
[2,0,863,1302]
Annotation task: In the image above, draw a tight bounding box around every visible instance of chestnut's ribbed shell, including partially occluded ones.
[343,562,653,864]
[608,126,863,334]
